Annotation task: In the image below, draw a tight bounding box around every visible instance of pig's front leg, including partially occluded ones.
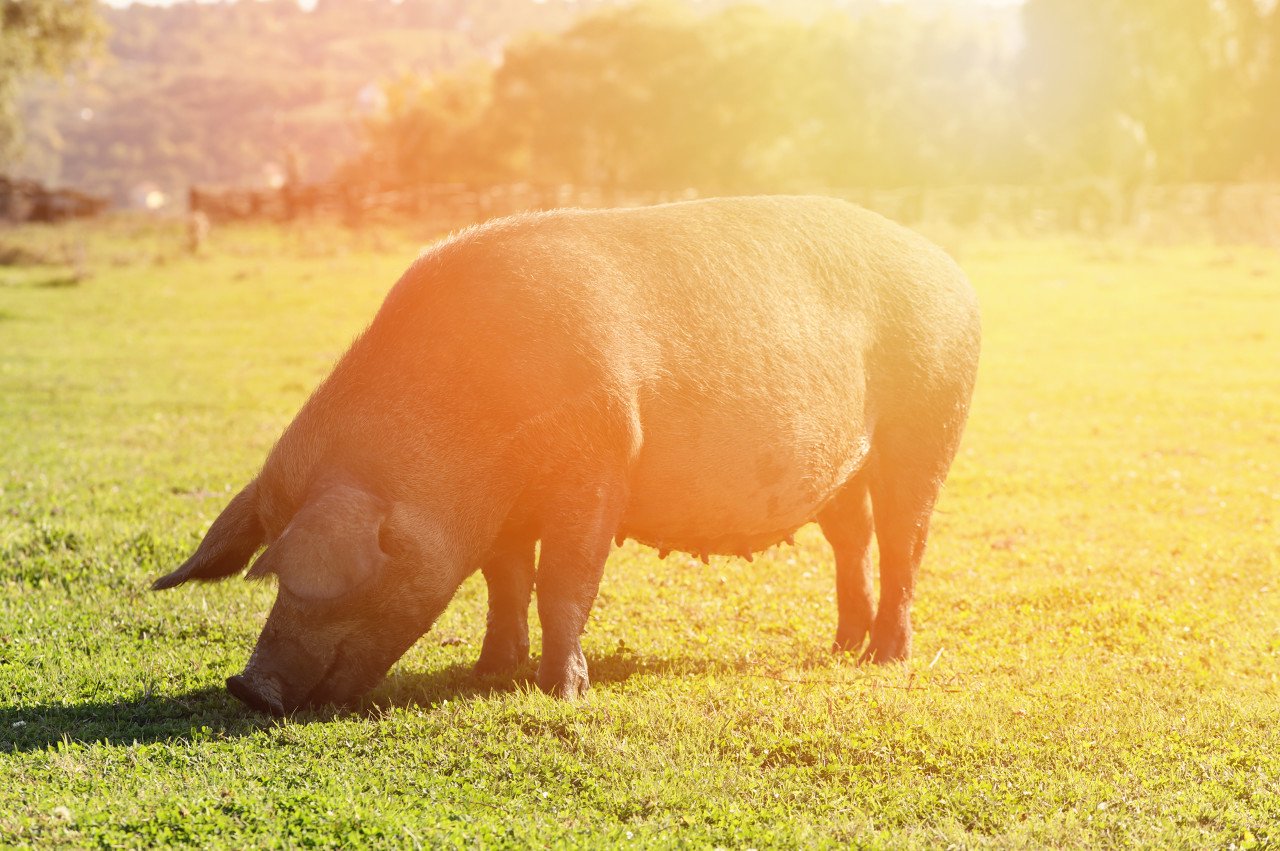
[474,533,536,676]
[534,477,628,699]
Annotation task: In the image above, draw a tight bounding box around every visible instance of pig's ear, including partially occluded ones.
[244,483,388,601]
[152,481,264,590]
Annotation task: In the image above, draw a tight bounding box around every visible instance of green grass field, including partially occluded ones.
[1,217,1277,848]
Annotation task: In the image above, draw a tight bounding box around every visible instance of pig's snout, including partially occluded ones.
[226,671,285,717]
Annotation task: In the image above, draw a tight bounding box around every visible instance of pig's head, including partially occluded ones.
[152,477,458,715]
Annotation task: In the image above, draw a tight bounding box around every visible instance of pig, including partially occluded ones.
[151,195,981,715]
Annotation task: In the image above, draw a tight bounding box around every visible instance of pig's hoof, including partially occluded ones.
[474,637,529,676]
[859,627,912,665]
[832,601,874,655]
[831,625,870,654]
[539,672,590,699]
[536,651,590,699]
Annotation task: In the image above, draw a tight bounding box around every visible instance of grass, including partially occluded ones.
[1,215,1277,848]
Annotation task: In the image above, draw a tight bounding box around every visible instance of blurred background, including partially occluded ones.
[4,0,1280,241]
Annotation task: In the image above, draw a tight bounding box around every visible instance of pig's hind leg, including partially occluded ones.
[817,468,876,655]
[861,370,972,664]
[861,431,957,664]
[475,523,537,676]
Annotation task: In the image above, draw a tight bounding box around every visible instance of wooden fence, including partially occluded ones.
[189,182,700,233]
[188,180,1280,243]
[0,176,109,224]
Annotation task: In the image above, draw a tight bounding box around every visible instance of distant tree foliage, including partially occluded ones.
[348,0,1280,194]
[16,0,1280,205]
[0,0,102,162]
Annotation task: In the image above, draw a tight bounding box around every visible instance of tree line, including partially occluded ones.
[344,0,1280,194]
[9,0,1280,205]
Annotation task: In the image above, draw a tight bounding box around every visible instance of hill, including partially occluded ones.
[14,0,627,208]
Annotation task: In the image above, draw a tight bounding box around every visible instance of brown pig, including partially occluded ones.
[151,195,981,714]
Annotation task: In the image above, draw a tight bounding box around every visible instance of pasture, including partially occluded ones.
[0,216,1276,847]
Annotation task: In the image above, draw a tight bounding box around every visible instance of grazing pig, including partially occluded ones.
[151,195,980,714]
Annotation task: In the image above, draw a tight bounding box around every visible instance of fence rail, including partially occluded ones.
[189,182,701,232]
[188,180,1280,244]
[0,176,109,224]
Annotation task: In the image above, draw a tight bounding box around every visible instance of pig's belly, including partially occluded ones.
[620,394,870,556]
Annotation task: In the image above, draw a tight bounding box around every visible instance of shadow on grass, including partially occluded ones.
[0,687,268,754]
[0,246,54,266]
[0,652,715,752]
[370,649,715,711]
[33,274,83,288]
[0,273,82,290]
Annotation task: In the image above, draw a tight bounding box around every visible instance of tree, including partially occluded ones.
[490,1,707,190]
[1215,0,1280,179]
[1019,0,1227,182]
[0,0,103,166]
[489,1,815,193]
[486,1,1028,192]
[350,65,498,188]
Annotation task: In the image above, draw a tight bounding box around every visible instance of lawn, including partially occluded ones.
[1,215,1277,848]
